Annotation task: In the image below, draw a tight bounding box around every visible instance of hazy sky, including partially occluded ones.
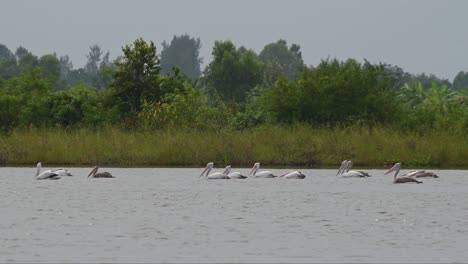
[2,0,467,80]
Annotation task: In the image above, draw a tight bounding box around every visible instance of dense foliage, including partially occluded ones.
[0,37,467,135]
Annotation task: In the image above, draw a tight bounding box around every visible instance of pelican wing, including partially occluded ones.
[92,172,114,178]
[404,170,424,177]
[252,171,276,178]
[37,170,61,180]
[282,171,306,179]
[53,169,72,176]
[394,177,422,184]
[207,172,230,179]
[228,172,247,179]
[341,170,366,178]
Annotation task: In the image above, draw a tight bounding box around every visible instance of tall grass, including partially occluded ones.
[0,124,466,167]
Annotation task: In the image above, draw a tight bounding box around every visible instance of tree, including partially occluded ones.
[17,52,39,73]
[112,38,162,118]
[0,57,18,79]
[453,71,468,90]
[258,39,304,84]
[0,44,14,59]
[381,64,412,89]
[15,46,29,58]
[39,54,61,81]
[99,51,111,69]
[0,44,17,78]
[85,44,103,76]
[413,73,451,90]
[203,40,263,104]
[255,58,398,125]
[79,44,113,89]
[160,34,203,79]
[58,55,73,83]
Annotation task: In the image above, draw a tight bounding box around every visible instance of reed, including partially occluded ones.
[0,125,466,167]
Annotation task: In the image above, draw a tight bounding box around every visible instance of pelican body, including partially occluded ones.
[385,163,422,184]
[280,171,306,179]
[337,160,371,178]
[200,162,230,179]
[35,162,61,180]
[52,169,72,176]
[224,165,247,179]
[248,162,277,178]
[88,166,114,178]
[405,170,439,178]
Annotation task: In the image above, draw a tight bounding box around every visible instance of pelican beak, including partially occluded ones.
[336,165,343,176]
[384,164,397,175]
[200,166,208,177]
[88,166,97,177]
[248,166,255,176]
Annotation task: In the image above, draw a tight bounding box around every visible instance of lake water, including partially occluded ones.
[0,166,467,263]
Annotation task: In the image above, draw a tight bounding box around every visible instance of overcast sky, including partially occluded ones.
[1,0,467,80]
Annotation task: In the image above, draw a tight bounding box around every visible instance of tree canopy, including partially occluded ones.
[0,38,465,134]
[160,34,202,79]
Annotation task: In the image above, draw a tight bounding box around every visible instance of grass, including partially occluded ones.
[0,124,467,167]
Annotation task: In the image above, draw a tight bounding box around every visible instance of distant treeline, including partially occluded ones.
[0,36,467,133]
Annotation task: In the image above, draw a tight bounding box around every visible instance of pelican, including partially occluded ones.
[337,160,370,178]
[36,162,72,177]
[248,162,277,178]
[35,162,61,180]
[280,171,306,179]
[200,162,230,179]
[224,165,247,179]
[336,160,349,176]
[384,162,423,184]
[405,170,439,178]
[88,166,114,178]
[345,160,371,177]
[52,168,72,176]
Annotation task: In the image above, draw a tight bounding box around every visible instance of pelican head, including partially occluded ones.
[346,160,353,172]
[248,162,260,176]
[223,165,232,175]
[385,162,401,179]
[336,160,347,176]
[200,162,214,177]
[88,166,98,177]
[297,171,306,179]
[35,162,42,177]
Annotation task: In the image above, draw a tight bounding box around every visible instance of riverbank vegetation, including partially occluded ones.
[1,125,466,167]
[0,37,467,166]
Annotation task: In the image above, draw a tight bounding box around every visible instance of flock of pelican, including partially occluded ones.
[34,162,114,180]
[200,160,439,183]
[200,162,306,179]
[34,160,439,184]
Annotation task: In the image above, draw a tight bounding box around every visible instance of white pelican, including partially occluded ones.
[54,169,72,176]
[200,162,230,179]
[280,171,306,179]
[35,162,61,180]
[337,160,370,178]
[404,169,438,178]
[336,160,349,176]
[224,165,247,179]
[88,166,114,178]
[36,162,72,176]
[248,162,277,178]
[384,162,423,184]
[346,160,371,177]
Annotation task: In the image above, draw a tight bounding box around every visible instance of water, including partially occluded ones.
[0,166,467,263]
